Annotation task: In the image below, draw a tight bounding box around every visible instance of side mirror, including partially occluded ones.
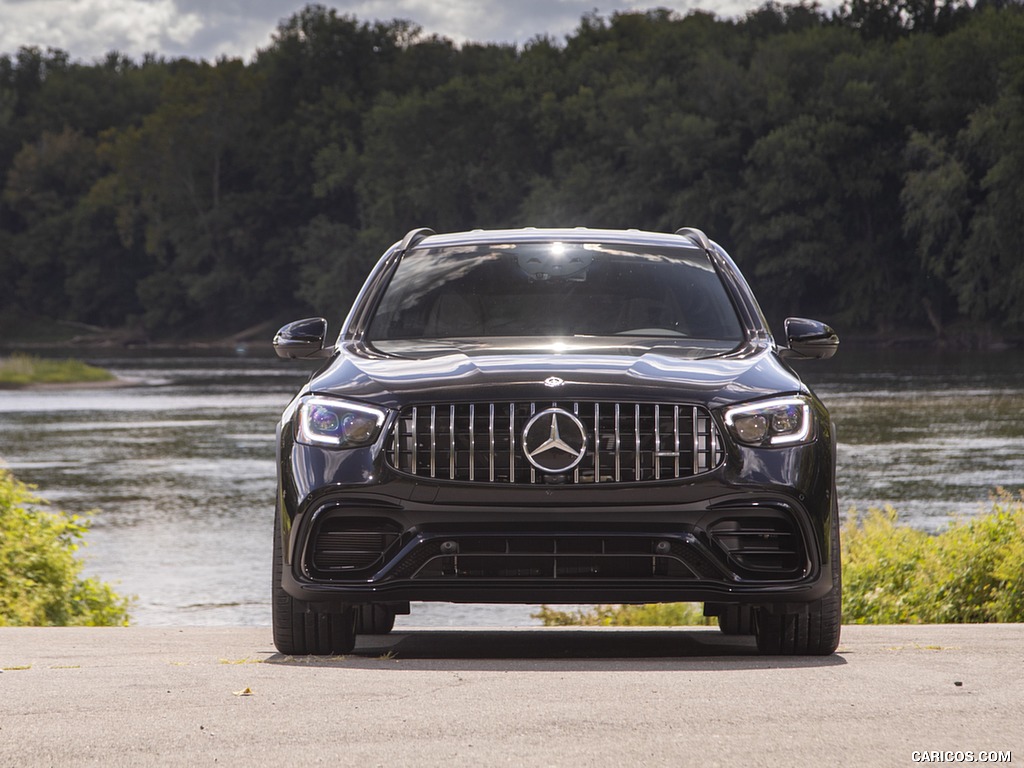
[781,317,839,360]
[273,317,333,360]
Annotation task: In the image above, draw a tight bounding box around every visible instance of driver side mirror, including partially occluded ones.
[781,317,839,360]
[273,317,333,360]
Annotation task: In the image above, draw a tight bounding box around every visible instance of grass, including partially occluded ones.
[0,353,114,388]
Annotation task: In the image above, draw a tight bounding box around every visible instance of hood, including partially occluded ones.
[306,338,805,411]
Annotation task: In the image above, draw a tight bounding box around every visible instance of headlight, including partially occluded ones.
[296,396,386,448]
[723,396,813,447]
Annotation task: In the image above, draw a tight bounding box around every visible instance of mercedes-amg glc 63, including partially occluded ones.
[273,226,841,655]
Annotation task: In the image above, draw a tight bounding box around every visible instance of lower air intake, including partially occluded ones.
[310,519,400,573]
[708,513,806,577]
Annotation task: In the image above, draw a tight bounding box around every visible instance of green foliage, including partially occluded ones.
[2,3,1024,338]
[0,353,114,387]
[534,603,714,627]
[842,489,1024,623]
[0,470,131,626]
[901,131,969,285]
[536,490,1024,627]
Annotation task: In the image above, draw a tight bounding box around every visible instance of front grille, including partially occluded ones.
[386,401,724,484]
[390,533,716,581]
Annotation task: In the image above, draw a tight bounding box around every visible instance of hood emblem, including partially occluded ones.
[522,408,587,473]
[543,376,564,388]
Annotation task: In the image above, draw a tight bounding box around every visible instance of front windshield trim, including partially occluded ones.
[369,335,746,361]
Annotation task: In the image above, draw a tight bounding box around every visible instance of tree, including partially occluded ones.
[357,72,539,234]
[96,59,263,332]
[1,127,139,322]
[837,0,973,39]
[900,131,969,333]
[731,27,912,329]
[2,2,1024,339]
[956,69,1024,325]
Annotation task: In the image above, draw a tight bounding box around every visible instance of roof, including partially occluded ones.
[403,227,715,252]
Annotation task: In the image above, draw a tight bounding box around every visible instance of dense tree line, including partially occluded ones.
[1,1,1023,341]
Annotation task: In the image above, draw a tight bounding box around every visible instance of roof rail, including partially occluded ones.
[674,227,713,252]
[399,227,435,252]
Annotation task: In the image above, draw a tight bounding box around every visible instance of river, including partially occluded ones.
[1,345,1021,626]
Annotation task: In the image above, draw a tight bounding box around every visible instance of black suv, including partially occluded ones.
[273,227,841,655]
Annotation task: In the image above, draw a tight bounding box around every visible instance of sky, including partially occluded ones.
[0,0,785,63]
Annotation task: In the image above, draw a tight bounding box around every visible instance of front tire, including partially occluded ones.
[272,506,356,655]
[754,500,842,655]
[716,605,755,636]
[355,604,397,635]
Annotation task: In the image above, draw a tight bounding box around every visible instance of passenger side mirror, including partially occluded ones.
[781,317,839,360]
[273,317,333,360]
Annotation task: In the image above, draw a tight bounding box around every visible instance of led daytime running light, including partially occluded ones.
[724,397,812,446]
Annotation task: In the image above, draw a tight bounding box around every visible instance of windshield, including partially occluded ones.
[366,241,744,346]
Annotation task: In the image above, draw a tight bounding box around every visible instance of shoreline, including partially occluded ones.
[4,375,139,391]
[0,353,125,391]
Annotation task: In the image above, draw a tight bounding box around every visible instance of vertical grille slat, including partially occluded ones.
[389,401,724,484]
[468,403,475,480]
[673,405,681,478]
[614,403,621,482]
[508,403,515,483]
[572,402,581,485]
[692,407,700,475]
[411,406,418,473]
[429,405,437,479]
[488,404,496,483]
[634,404,641,482]
[654,405,661,481]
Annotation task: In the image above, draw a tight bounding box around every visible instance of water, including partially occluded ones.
[1,346,1021,626]
[0,352,300,627]
[800,347,1024,530]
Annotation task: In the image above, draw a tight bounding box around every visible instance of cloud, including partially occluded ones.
[0,0,785,63]
[320,0,712,45]
[339,0,596,44]
[0,0,204,60]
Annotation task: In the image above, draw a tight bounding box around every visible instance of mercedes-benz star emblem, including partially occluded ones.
[522,408,587,473]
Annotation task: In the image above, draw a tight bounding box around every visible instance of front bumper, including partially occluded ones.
[278,487,837,609]
[276,406,838,610]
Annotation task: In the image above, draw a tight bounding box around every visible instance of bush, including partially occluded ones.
[534,602,714,627]
[0,469,131,626]
[843,489,1024,624]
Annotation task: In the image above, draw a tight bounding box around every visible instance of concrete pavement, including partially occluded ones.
[1,624,1021,766]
